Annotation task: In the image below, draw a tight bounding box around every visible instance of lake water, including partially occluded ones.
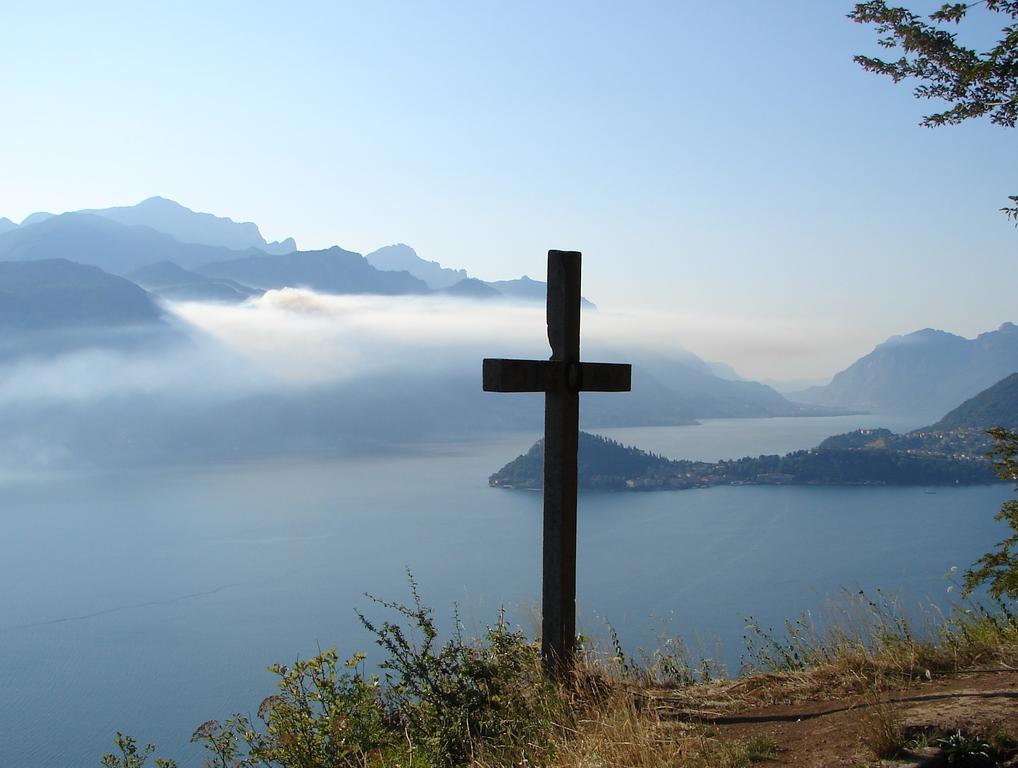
[0,415,1010,766]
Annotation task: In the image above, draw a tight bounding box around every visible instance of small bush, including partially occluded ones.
[357,571,558,766]
[937,730,994,767]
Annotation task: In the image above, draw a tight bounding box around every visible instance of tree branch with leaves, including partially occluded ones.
[850,1,1018,221]
[965,427,1018,600]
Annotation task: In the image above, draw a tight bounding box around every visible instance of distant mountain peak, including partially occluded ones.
[136,195,181,208]
[440,277,502,298]
[884,327,962,346]
[21,211,55,226]
[793,322,1018,416]
[365,244,468,290]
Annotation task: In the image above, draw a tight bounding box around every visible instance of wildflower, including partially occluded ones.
[191,720,220,742]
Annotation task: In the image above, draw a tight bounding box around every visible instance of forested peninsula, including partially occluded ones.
[489,431,996,491]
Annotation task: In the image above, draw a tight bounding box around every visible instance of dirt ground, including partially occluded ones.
[666,669,1018,767]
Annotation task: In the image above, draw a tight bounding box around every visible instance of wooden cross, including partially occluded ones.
[482,250,631,675]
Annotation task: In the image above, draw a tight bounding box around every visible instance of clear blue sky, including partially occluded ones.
[1,1,1013,378]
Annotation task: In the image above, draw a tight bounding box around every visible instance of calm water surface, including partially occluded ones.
[0,416,1009,766]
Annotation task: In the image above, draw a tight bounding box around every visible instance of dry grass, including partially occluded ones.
[858,685,907,760]
[469,594,1018,768]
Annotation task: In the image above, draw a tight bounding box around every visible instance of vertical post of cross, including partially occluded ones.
[482,249,631,678]
[542,250,581,674]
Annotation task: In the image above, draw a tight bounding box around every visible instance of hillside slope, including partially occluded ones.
[0,259,164,329]
[793,324,1018,415]
[926,372,1018,431]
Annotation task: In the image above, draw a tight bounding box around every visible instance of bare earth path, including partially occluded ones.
[659,670,1018,767]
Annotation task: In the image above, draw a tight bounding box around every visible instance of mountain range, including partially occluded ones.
[1,195,1014,468]
[0,200,594,306]
[792,324,1018,416]
[196,246,429,294]
[7,197,297,254]
[0,213,238,274]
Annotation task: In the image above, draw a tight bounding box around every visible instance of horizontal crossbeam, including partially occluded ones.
[483,358,631,393]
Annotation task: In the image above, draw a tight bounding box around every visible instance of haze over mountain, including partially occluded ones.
[487,275,596,308]
[365,243,596,306]
[0,217,16,235]
[0,258,179,364]
[127,261,259,303]
[196,247,429,295]
[0,259,164,330]
[792,323,1018,416]
[0,192,919,473]
[629,351,837,419]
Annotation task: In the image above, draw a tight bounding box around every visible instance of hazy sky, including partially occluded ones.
[1,1,1014,379]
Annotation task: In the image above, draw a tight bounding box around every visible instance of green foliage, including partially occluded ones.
[936,730,994,766]
[849,1,1018,220]
[356,571,556,766]
[948,596,1018,656]
[185,647,395,768]
[965,427,1018,599]
[101,733,176,768]
[105,575,559,768]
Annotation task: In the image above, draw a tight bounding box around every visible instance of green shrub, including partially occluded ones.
[185,647,397,768]
[357,571,557,766]
[936,730,993,767]
[965,427,1018,601]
